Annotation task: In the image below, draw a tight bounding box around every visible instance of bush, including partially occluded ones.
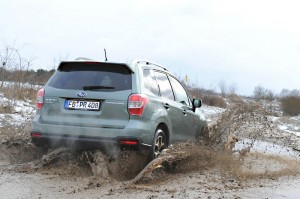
[201,95,227,108]
[188,87,227,108]
[253,86,275,101]
[281,96,300,116]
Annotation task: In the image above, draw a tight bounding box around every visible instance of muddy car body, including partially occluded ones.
[31,59,207,158]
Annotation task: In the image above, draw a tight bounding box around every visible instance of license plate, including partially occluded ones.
[64,100,100,111]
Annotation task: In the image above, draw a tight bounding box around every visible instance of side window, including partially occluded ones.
[155,71,174,101]
[143,69,159,96]
[168,75,191,106]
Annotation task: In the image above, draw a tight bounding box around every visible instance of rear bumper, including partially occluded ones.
[31,132,152,152]
[31,116,157,153]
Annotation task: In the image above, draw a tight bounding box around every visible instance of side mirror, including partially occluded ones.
[193,99,202,108]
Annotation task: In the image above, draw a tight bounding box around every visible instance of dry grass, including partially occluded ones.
[281,96,300,116]
[201,95,227,108]
[0,84,37,106]
[0,101,14,113]
[188,87,227,108]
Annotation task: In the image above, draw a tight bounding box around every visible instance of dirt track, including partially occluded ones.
[1,99,300,198]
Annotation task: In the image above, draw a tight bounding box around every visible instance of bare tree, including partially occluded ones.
[0,40,35,103]
[290,89,300,97]
[279,89,290,98]
[52,54,69,70]
[253,86,264,101]
[228,83,238,96]
[253,85,275,101]
[218,80,227,97]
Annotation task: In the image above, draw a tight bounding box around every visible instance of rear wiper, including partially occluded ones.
[83,86,115,90]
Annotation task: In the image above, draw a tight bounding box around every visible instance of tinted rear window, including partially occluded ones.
[48,62,132,91]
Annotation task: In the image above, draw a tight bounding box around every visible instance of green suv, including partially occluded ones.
[31,59,207,159]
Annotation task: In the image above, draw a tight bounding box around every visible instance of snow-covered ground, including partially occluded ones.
[235,138,300,159]
[198,102,300,153]
[270,116,300,137]
[196,104,226,122]
[0,92,35,127]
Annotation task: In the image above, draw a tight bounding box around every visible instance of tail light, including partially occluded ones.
[118,140,138,145]
[31,133,42,138]
[36,88,45,109]
[128,94,149,116]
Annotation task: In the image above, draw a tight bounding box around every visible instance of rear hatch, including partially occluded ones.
[41,61,132,129]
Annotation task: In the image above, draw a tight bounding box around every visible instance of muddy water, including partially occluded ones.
[0,143,300,199]
[1,165,299,199]
[237,178,300,199]
[1,143,300,199]
[0,171,101,199]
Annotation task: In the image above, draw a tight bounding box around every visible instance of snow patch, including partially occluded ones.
[235,138,300,159]
[196,105,226,122]
[0,93,35,127]
[279,125,288,130]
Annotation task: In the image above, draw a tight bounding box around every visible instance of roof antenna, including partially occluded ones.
[104,49,108,61]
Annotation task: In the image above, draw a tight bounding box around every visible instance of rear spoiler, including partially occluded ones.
[57,61,134,73]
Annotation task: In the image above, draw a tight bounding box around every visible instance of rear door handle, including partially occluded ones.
[164,103,170,109]
[182,109,187,115]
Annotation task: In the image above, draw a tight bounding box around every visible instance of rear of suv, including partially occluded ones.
[31,59,207,159]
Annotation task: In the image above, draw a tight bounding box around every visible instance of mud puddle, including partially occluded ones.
[1,140,300,198]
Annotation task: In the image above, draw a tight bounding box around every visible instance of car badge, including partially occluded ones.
[76,91,87,98]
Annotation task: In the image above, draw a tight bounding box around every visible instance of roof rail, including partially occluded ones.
[74,57,93,61]
[133,59,168,71]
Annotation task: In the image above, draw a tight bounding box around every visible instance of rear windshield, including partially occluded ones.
[47,62,132,91]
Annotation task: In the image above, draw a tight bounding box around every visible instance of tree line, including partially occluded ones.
[0,67,54,86]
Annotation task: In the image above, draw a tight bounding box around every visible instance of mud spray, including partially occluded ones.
[1,99,299,186]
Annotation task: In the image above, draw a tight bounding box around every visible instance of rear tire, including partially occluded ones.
[148,128,168,161]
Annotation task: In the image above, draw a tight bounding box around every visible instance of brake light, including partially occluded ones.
[128,94,149,116]
[31,133,42,138]
[119,140,138,145]
[36,88,45,109]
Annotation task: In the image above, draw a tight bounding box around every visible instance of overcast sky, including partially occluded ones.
[1,0,299,95]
